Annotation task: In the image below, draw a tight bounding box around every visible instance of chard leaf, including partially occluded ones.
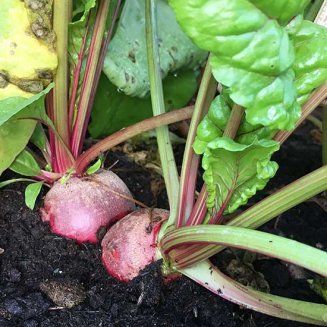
[196,137,279,214]
[25,182,43,210]
[168,0,308,130]
[248,1,310,25]
[68,0,97,70]
[193,95,276,154]
[10,149,41,177]
[89,71,197,138]
[103,0,207,97]
[72,0,97,19]
[292,21,327,105]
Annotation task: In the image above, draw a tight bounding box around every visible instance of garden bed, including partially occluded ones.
[0,119,326,327]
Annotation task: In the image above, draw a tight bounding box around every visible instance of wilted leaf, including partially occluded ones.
[0,0,57,93]
[103,0,206,97]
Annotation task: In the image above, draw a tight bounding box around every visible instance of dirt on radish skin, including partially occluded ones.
[101,208,169,282]
[41,170,135,243]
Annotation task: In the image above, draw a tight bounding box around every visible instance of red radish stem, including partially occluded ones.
[41,170,135,243]
[101,208,169,282]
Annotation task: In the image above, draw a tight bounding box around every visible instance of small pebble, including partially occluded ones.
[7,268,21,283]
[40,280,86,308]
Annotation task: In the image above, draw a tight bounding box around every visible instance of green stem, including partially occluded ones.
[177,61,217,227]
[223,104,244,139]
[274,83,327,143]
[307,114,323,130]
[305,0,325,21]
[182,261,327,326]
[145,0,180,230]
[162,225,327,277]
[0,178,40,189]
[323,105,327,166]
[168,165,327,268]
[186,186,208,226]
[52,0,74,172]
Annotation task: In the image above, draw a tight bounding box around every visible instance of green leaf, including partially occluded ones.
[248,0,310,25]
[72,0,97,19]
[0,84,53,126]
[292,21,327,105]
[68,0,97,70]
[25,182,43,210]
[162,72,198,110]
[0,119,36,176]
[59,168,75,185]
[89,71,197,138]
[193,95,276,154]
[30,123,48,154]
[197,137,279,214]
[0,85,53,176]
[309,278,327,303]
[10,149,41,177]
[86,158,102,175]
[0,178,37,189]
[103,0,207,97]
[13,85,56,134]
[168,0,307,130]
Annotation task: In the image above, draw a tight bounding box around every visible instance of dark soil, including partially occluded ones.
[0,120,326,327]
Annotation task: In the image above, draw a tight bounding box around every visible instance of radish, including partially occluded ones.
[41,170,135,243]
[101,208,169,282]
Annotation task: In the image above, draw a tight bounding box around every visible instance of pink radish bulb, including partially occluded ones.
[101,208,169,282]
[41,170,135,243]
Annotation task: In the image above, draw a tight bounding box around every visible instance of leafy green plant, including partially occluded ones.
[101,0,327,325]
[0,0,198,245]
[0,0,197,202]
[154,0,327,324]
[1,0,327,325]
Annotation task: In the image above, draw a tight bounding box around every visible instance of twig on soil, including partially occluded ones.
[306,115,323,130]
[273,214,283,230]
[48,306,65,310]
[307,196,327,212]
